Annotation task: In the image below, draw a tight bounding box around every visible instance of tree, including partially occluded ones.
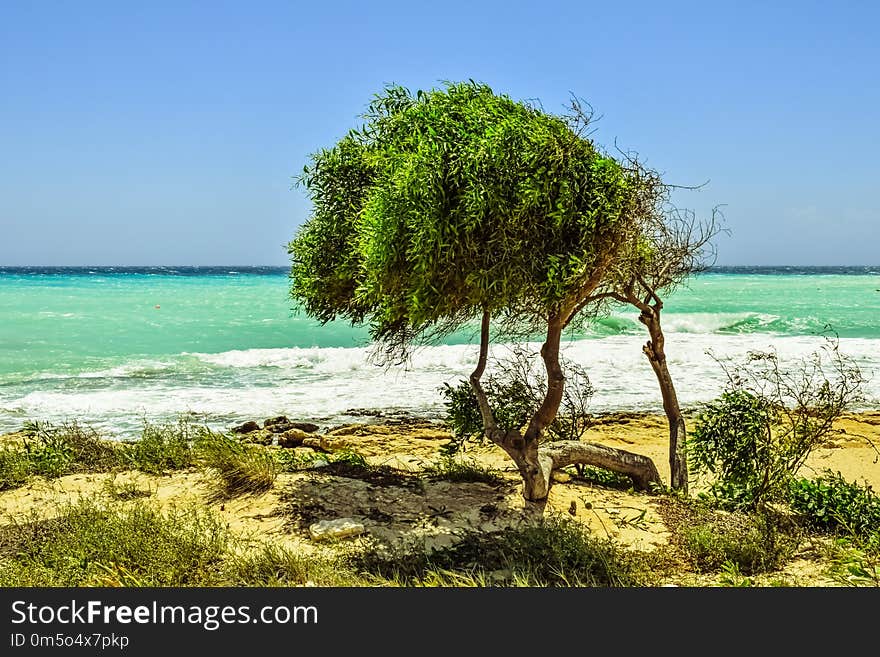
[583,198,722,492]
[289,81,665,501]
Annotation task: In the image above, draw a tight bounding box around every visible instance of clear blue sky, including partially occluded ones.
[1,1,877,266]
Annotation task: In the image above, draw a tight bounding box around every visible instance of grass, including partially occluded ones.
[223,544,365,586]
[0,420,124,490]
[423,455,506,486]
[195,430,278,498]
[658,497,800,575]
[122,418,200,474]
[0,499,229,586]
[348,515,648,587]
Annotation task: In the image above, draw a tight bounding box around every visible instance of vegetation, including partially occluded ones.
[423,455,506,486]
[688,339,865,510]
[0,499,228,587]
[287,81,707,500]
[122,418,200,474]
[195,430,278,498]
[788,471,880,539]
[441,345,595,450]
[348,516,647,587]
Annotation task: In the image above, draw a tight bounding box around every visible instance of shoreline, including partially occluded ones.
[2,408,878,587]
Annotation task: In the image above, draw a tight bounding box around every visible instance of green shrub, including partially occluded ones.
[688,390,777,509]
[440,346,594,453]
[0,447,32,491]
[689,341,864,511]
[788,471,880,539]
[678,510,797,575]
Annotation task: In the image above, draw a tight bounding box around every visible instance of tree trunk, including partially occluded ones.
[469,310,664,502]
[542,440,662,491]
[639,308,688,493]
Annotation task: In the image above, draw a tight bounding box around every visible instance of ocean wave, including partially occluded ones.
[2,334,877,438]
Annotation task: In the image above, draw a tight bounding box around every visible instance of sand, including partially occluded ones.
[1,410,878,586]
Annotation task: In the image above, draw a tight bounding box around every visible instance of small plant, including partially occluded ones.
[0,447,31,491]
[196,431,277,498]
[424,456,506,486]
[717,560,755,587]
[826,538,880,587]
[102,475,152,501]
[788,471,880,539]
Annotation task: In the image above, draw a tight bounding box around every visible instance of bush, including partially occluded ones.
[440,345,594,453]
[0,448,31,491]
[123,418,200,474]
[788,471,880,539]
[689,339,864,510]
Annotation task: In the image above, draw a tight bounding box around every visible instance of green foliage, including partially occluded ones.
[689,341,864,510]
[0,420,124,490]
[689,390,776,509]
[826,537,880,587]
[289,81,640,348]
[572,464,634,489]
[440,346,593,449]
[349,516,645,587]
[788,471,880,539]
[123,418,200,474]
[0,447,31,491]
[195,431,278,498]
[0,499,228,586]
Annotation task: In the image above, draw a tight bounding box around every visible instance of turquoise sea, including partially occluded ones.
[1,266,878,437]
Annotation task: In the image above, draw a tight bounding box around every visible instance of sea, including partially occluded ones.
[1,266,878,438]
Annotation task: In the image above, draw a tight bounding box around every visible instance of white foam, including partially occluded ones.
[2,334,877,438]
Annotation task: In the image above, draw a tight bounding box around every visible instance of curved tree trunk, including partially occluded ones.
[639,307,688,493]
[468,309,663,501]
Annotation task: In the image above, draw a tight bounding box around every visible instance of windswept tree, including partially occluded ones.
[289,82,669,501]
[584,192,722,492]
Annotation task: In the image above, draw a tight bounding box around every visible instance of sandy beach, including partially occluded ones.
[2,409,878,587]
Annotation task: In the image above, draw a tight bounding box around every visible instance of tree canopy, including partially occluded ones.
[289,81,650,350]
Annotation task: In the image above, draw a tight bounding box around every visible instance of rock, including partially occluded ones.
[309,518,365,541]
[551,470,571,483]
[264,416,290,428]
[264,420,318,434]
[302,436,323,450]
[278,428,310,448]
[320,435,352,452]
[231,421,260,434]
[288,422,320,433]
[241,430,273,445]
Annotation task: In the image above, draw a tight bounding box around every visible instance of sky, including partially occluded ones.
[1,1,877,266]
